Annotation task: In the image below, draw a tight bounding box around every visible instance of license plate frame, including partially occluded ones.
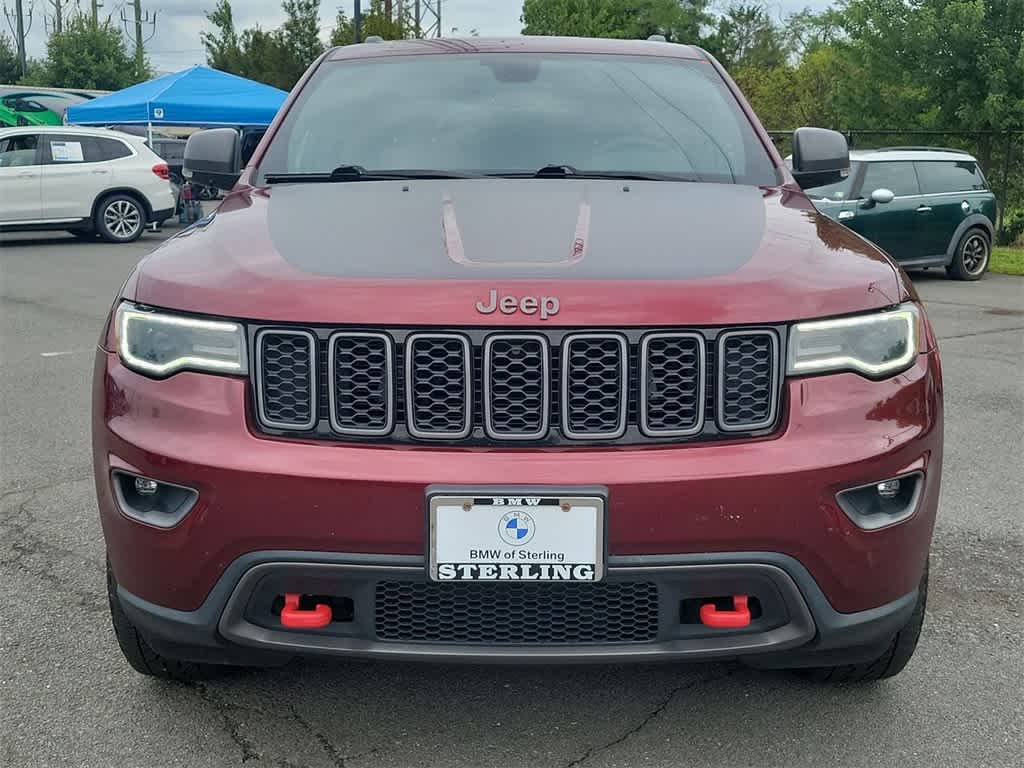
[426,486,608,583]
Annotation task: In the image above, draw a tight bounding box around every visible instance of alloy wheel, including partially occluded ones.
[104,200,142,240]
[961,234,989,275]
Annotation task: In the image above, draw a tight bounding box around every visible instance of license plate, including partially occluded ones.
[428,492,605,582]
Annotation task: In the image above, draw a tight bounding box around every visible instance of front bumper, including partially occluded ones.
[95,345,941,663]
[117,550,919,667]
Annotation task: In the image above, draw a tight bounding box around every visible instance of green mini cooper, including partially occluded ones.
[806,148,997,280]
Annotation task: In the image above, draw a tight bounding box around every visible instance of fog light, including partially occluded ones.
[836,472,923,531]
[876,479,901,499]
[112,471,198,528]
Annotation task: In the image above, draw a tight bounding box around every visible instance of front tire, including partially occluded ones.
[95,194,145,243]
[946,229,990,280]
[107,561,227,682]
[797,561,927,683]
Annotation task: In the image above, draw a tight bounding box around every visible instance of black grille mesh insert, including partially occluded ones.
[486,336,547,437]
[407,335,470,437]
[258,332,313,427]
[563,336,626,437]
[643,335,703,434]
[374,581,660,644]
[330,334,391,434]
[719,332,777,429]
[253,327,782,442]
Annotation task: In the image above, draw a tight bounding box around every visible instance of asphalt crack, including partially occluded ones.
[0,472,93,502]
[0,489,105,613]
[193,683,261,763]
[938,324,1024,341]
[562,666,739,768]
[289,704,348,767]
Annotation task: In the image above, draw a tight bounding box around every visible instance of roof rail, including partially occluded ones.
[872,146,972,155]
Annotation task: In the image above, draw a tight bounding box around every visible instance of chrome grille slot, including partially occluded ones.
[561,333,628,439]
[328,332,393,436]
[641,333,705,436]
[484,334,549,439]
[405,333,472,439]
[255,329,316,430]
[717,330,779,431]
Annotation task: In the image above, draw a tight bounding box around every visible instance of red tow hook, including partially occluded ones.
[699,595,752,629]
[280,593,332,629]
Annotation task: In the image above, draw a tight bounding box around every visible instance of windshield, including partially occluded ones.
[258,54,779,186]
[803,162,860,200]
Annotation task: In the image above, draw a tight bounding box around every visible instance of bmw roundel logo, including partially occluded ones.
[498,510,535,546]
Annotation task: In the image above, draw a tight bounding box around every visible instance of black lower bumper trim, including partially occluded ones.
[116,551,918,667]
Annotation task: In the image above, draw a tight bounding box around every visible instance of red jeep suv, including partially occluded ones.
[94,37,941,683]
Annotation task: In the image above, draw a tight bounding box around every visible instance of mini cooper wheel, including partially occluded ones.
[947,229,989,281]
[96,194,145,243]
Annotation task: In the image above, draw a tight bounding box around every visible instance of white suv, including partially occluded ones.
[0,125,176,243]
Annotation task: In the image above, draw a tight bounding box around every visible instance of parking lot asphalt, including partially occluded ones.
[1,226,1022,768]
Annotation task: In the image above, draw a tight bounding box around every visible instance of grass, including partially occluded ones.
[991,246,1024,276]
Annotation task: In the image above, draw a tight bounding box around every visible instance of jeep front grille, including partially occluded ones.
[253,326,783,445]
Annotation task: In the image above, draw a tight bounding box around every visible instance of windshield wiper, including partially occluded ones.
[264,166,482,183]
[487,166,702,182]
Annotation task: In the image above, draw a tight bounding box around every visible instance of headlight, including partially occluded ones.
[787,304,920,378]
[116,302,247,377]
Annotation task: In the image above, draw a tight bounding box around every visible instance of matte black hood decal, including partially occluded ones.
[265,179,773,280]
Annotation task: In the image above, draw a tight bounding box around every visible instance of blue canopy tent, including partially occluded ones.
[65,66,287,138]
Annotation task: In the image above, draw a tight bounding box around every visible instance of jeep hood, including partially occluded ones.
[131,179,905,326]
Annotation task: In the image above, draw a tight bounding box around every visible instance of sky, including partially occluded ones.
[13,0,837,75]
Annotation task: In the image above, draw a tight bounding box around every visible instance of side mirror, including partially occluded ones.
[183,128,241,191]
[790,127,850,189]
[870,188,895,204]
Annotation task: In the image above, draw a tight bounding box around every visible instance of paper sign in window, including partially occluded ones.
[50,141,84,162]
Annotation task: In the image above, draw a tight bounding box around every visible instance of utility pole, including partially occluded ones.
[91,0,100,25]
[132,0,143,74]
[14,0,26,74]
[353,0,361,43]
[2,0,31,77]
[414,0,441,38]
[121,0,157,79]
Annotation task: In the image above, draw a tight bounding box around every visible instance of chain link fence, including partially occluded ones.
[768,129,1022,243]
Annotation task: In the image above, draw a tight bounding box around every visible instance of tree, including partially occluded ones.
[330,0,414,45]
[710,3,786,70]
[521,0,711,44]
[0,32,20,84]
[201,0,243,74]
[279,0,325,82]
[25,16,145,90]
[201,0,324,90]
